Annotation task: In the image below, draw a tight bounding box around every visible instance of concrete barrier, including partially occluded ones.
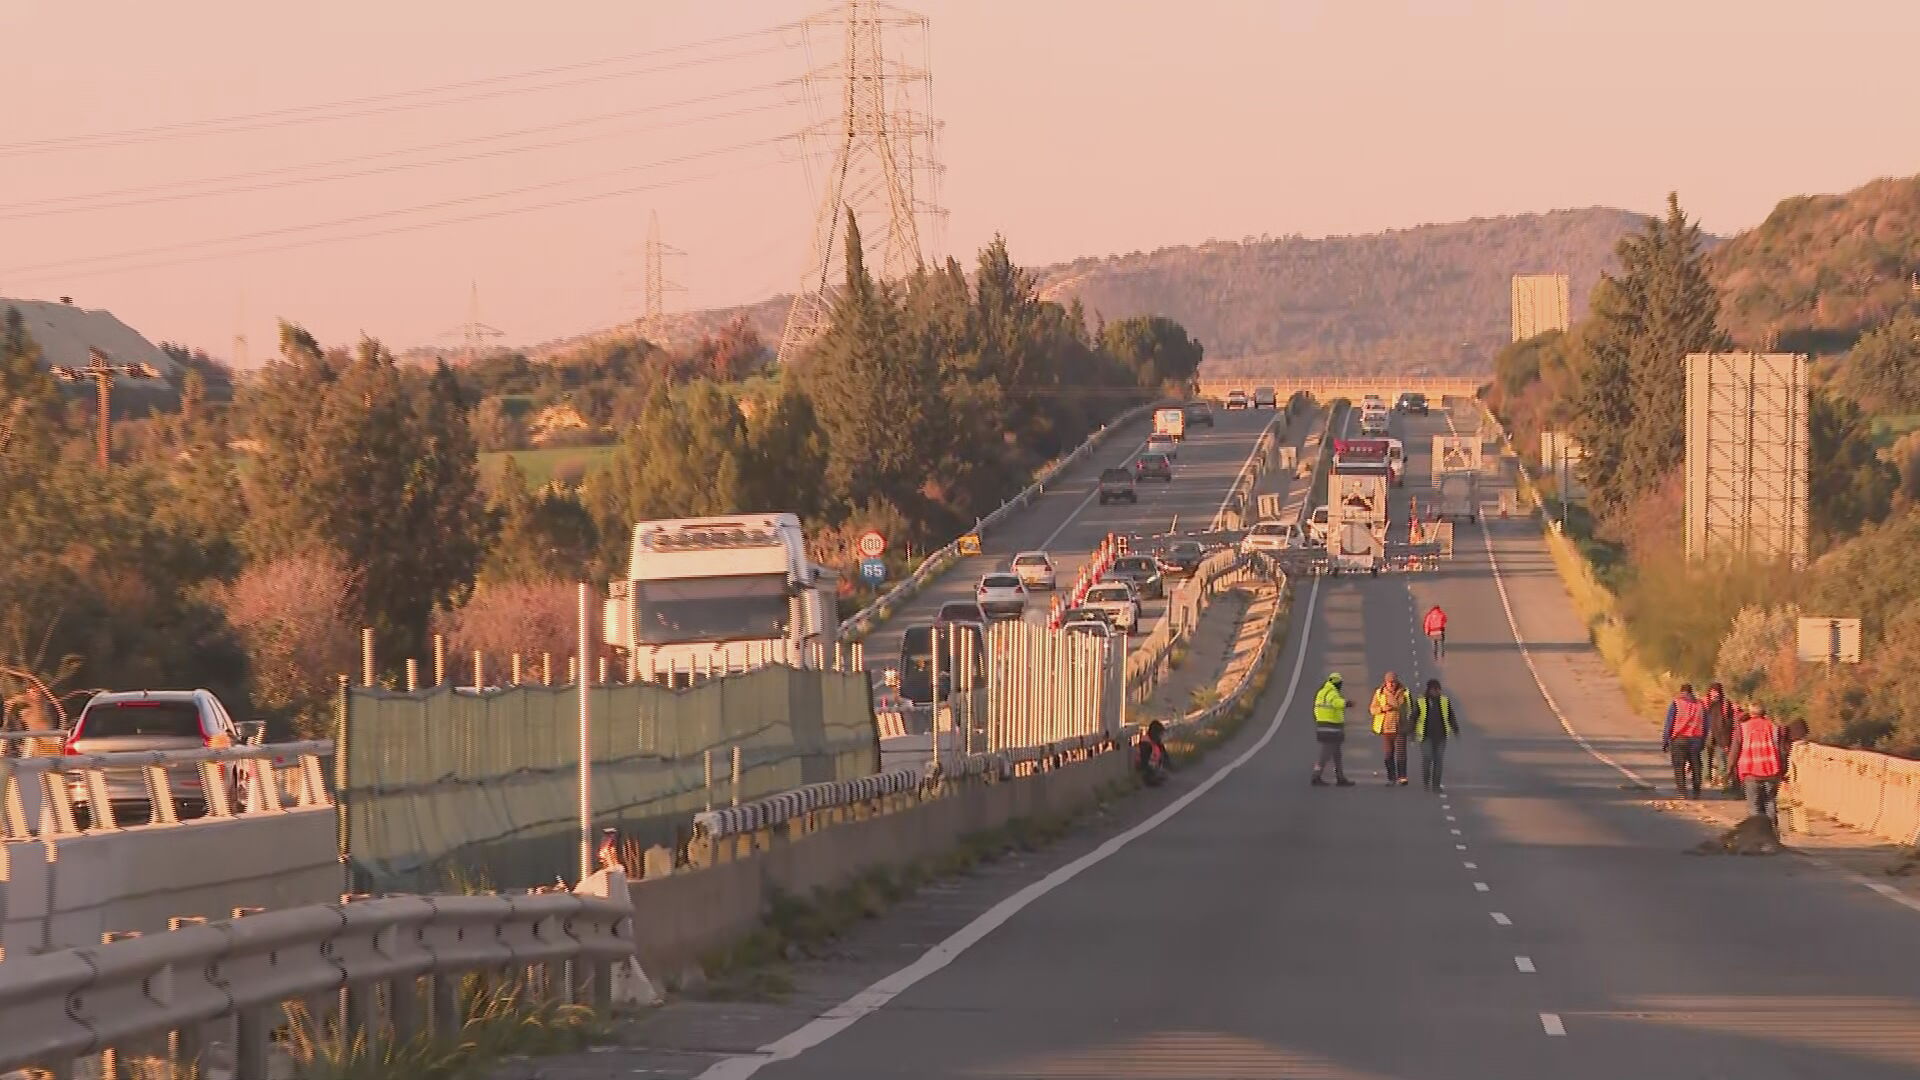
[1,807,338,956]
[624,748,1129,980]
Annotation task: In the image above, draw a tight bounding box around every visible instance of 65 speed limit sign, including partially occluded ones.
[856,530,886,559]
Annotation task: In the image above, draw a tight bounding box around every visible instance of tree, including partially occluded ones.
[435,579,582,685]
[742,388,827,518]
[1840,311,1920,412]
[1100,315,1205,390]
[1808,389,1897,546]
[797,212,943,525]
[470,396,528,452]
[242,329,491,667]
[1572,194,1727,525]
[482,457,599,584]
[209,554,360,738]
[0,307,69,466]
[593,380,754,533]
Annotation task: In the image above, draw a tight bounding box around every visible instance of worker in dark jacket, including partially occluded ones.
[1701,682,1735,795]
[1413,678,1460,792]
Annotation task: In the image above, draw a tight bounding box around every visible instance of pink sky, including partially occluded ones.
[2,0,1915,359]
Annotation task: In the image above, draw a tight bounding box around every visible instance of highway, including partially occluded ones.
[860,405,1292,681]
[694,403,1920,1080]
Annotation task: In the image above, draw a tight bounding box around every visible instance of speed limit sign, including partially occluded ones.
[856,530,886,559]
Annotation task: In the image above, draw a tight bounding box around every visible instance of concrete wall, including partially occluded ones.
[0,807,338,955]
[627,750,1130,979]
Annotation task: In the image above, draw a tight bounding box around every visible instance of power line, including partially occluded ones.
[0,90,803,222]
[8,151,804,283]
[0,31,799,157]
[2,134,798,279]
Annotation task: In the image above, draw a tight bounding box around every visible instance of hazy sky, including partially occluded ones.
[3,0,1917,359]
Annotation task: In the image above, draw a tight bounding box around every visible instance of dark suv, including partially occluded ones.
[1396,392,1429,415]
[1098,467,1138,504]
[1134,452,1173,482]
[1184,401,1214,428]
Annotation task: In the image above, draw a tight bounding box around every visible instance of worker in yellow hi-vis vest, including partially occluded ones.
[1311,673,1355,787]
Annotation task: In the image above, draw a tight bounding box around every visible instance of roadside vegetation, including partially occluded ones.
[0,229,1200,740]
[1490,182,1920,756]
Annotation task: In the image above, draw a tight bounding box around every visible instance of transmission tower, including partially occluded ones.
[233,294,250,370]
[775,0,943,367]
[640,210,686,341]
[447,281,506,365]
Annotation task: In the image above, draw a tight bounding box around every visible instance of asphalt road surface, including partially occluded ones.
[707,402,1920,1080]
[860,405,1294,682]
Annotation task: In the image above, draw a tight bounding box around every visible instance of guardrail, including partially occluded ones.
[1,740,333,838]
[1124,549,1252,704]
[839,402,1158,640]
[1177,552,1287,732]
[1210,415,1285,532]
[684,733,1114,860]
[0,870,638,1078]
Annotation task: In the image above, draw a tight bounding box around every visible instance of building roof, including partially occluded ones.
[0,298,179,382]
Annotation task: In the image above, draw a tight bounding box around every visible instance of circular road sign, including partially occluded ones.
[856,530,887,559]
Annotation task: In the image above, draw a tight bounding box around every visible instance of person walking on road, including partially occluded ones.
[1311,672,1355,787]
[1702,683,1735,795]
[1371,672,1412,786]
[1423,605,1448,661]
[1732,704,1790,827]
[1413,678,1460,792]
[1662,683,1707,799]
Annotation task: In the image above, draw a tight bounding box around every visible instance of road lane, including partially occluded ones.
[861,406,1290,680]
[727,401,1920,1079]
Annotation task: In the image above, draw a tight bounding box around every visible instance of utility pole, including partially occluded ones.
[50,348,159,469]
[775,0,944,367]
[639,210,685,342]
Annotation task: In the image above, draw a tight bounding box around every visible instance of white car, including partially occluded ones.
[1081,581,1141,635]
[1386,438,1406,487]
[1010,551,1056,591]
[1145,434,1180,460]
[1061,618,1113,643]
[1224,389,1250,411]
[1307,505,1331,547]
[976,573,1029,619]
[1240,519,1307,554]
[1359,407,1390,436]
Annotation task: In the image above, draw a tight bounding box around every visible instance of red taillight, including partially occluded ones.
[62,737,81,756]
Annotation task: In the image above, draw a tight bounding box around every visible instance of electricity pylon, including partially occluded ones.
[775,0,943,367]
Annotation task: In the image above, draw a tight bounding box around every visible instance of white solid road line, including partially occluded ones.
[693,576,1327,1080]
[1491,911,1512,926]
[1209,412,1286,529]
[1035,436,1150,552]
[1514,956,1537,973]
[1540,1013,1567,1036]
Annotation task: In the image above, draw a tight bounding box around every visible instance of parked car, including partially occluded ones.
[1104,554,1165,600]
[1157,538,1207,576]
[1134,452,1173,482]
[1184,401,1214,427]
[1240,519,1308,554]
[1396,392,1429,415]
[1098,467,1138,504]
[64,689,261,819]
[1253,386,1278,409]
[1224,389,1251,411]
[935,600,988,627]
[1145,434,1179,460]
[975,573,1029,619]
[1081,581,1141,635]
[1010,551,1056,591]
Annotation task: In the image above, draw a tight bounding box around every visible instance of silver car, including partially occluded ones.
[64,689,257,818]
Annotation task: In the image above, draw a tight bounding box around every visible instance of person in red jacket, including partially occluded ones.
[1732,704,1790,826]
[1423,605,1448,660]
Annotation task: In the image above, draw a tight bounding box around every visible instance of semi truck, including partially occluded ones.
[603,513,840,677]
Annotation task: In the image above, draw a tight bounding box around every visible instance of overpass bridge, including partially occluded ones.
[1195,372,1486,402]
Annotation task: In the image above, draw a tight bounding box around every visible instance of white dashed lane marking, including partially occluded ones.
[1490,912,1512,926]
[1473,882,1491,893]
[1541,1013,1567,1036]
[1515,956,1537,973]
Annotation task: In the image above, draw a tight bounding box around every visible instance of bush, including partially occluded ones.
[209,553,361,739]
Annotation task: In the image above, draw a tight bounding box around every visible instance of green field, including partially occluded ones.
[479,444,617,489]
[1871,413,1920,450]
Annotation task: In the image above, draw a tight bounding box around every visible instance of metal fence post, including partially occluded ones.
[731,746,742,808]
[334,674,353,894]
[433,634,447,687]
[361,628,376,688]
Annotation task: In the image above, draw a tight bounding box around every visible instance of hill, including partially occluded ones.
[1711,175,1920,354]
[1035,208,1650,375]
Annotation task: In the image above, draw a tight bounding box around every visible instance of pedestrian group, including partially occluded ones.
[1663,682,1805,826]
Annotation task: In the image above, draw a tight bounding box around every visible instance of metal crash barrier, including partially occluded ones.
[0,872,639,1077]
[0,741,333,838]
